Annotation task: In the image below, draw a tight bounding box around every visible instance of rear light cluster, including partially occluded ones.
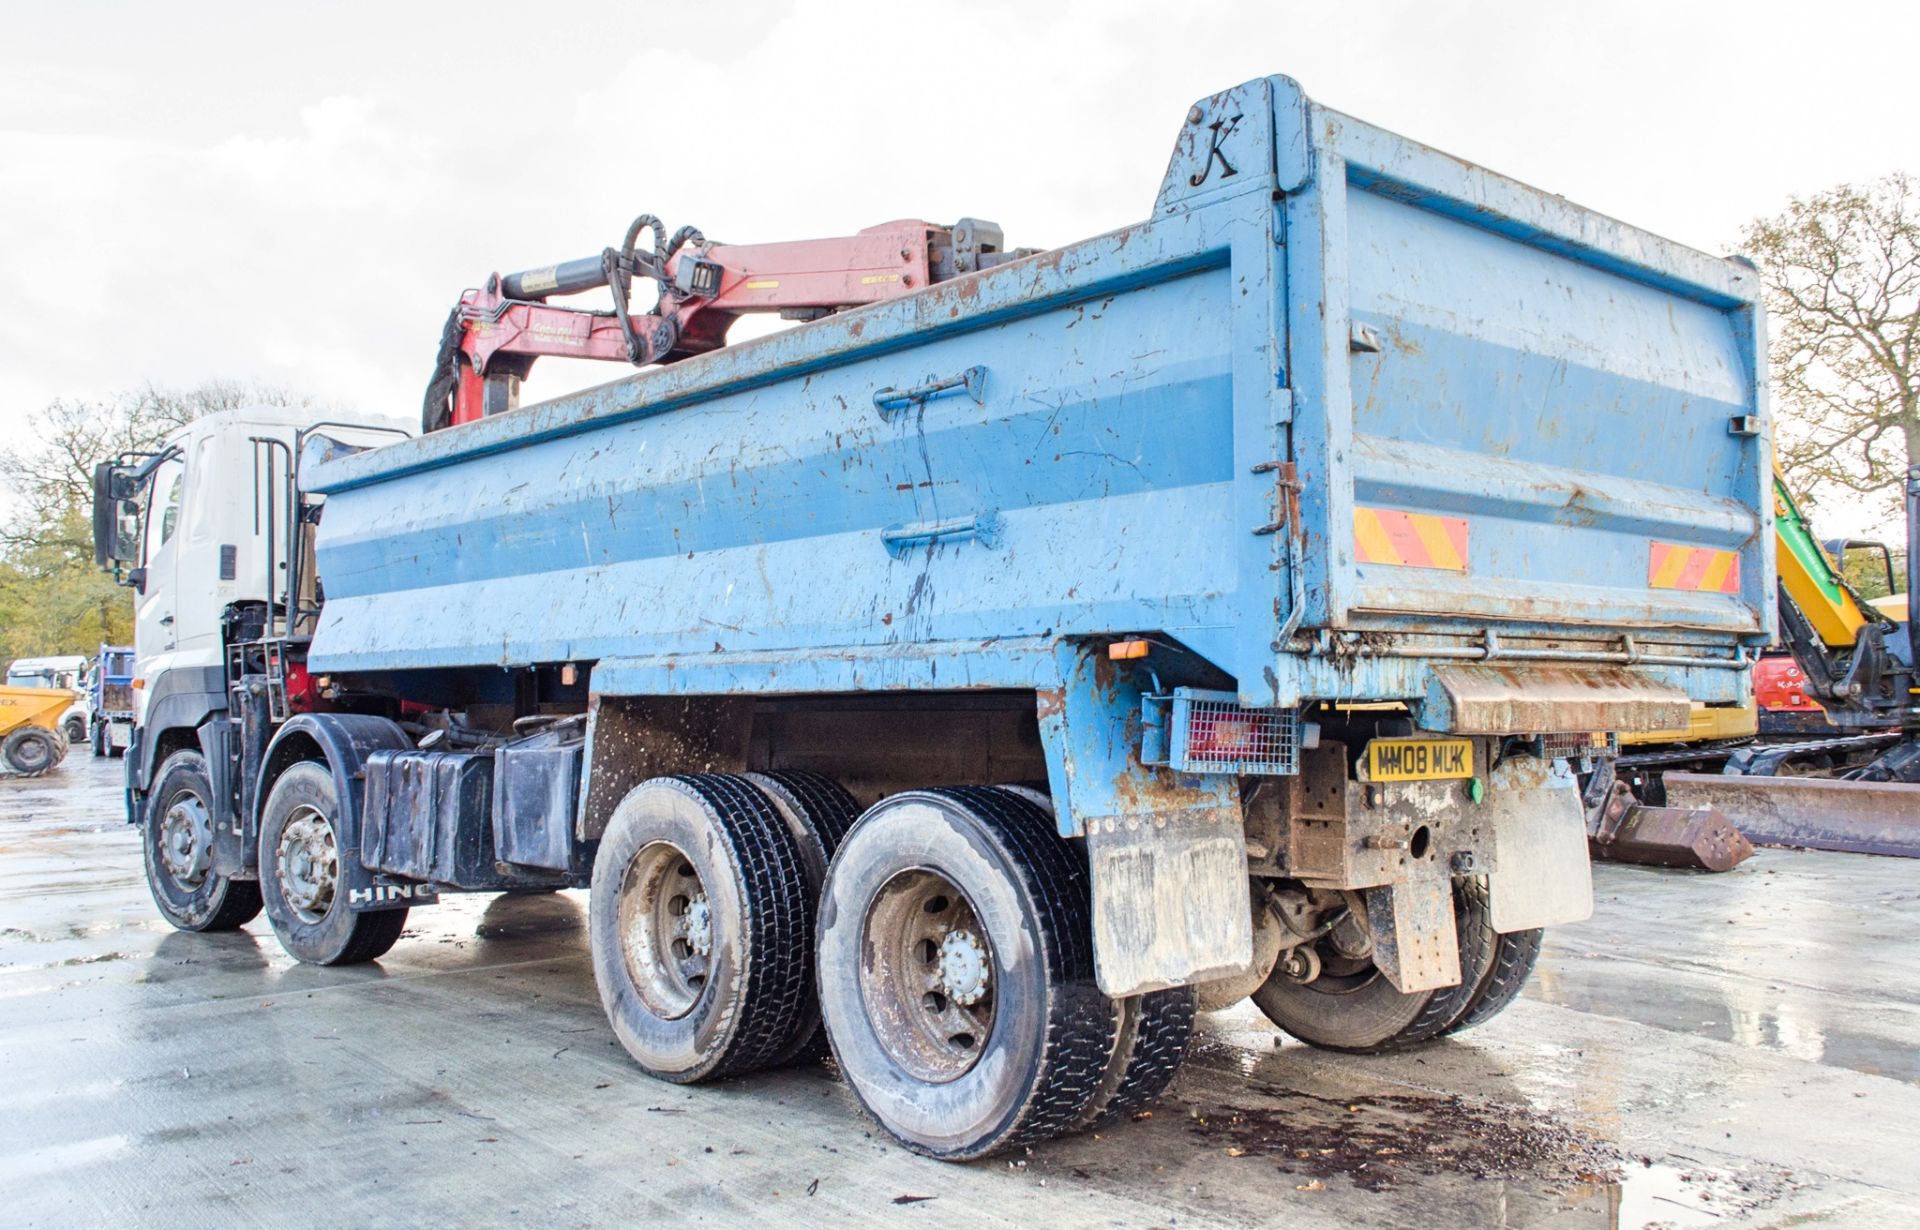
[1141,689,1308,776]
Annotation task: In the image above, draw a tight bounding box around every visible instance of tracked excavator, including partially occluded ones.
[1588,466,1919,867]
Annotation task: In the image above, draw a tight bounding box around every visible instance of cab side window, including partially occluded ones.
[147,459,185,558]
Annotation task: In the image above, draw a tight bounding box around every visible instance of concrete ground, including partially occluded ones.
[3,755,1917,1229]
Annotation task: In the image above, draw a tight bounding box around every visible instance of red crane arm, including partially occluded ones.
[426,217,1022,431]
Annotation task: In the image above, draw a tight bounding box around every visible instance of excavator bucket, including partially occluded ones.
[1663,772,1920,858]
[1587,779,1755,872]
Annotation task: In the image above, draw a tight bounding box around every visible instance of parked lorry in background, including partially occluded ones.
[94,75,1772,1160]
[88,644,136,757]
[5,655,88,747]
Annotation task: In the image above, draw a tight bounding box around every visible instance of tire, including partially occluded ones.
[2,727,64,777]
[1251,878,1497,1055]
[740,771,860,1067]
[259,761,406,965]
[589,774,811,1084]
[980,783,1194,1124]
[143,750,262,932]
[1077,986,1196,1129]
[91,722,108,758]
[64,717,87,746]
[1442,924,1544,1036]
[817,786,1116,1160]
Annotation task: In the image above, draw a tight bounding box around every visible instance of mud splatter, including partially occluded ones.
[1185,1089,1622,1192]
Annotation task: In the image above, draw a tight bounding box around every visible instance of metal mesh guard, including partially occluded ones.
[1168,691,1299,776]
[1540,731,1619,759]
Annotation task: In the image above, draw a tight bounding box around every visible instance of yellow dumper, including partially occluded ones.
[0,686,75,776]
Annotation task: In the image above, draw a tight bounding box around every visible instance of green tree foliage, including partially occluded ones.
[1743,174,1919,531]
[0,382,310,666]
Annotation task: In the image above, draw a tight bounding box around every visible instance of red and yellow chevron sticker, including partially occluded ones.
[1353,507,1469,571]
[1648,542,1740,593]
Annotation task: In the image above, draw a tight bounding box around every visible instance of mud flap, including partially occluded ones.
[1038,643,1253,998]
[1364,859,1461,993]
[1482,756,1594,932]
[1085,805,1254,998]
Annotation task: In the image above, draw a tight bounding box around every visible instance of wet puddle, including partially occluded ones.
[1527,966,1920,1085]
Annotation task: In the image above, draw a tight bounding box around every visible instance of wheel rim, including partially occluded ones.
[859,868,997,1084]
[617,841,712,1020]
[13,737,51,772]
[157,792,213,889]
[277,803,339,924]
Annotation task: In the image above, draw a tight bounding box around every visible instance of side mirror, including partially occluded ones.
[93,463,146,573]
[91,463,118,568]
[127,566,147,595]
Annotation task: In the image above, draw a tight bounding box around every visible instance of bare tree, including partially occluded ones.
[1742,173,1919,528]
[0,381,311,554]
[0,381,314,659]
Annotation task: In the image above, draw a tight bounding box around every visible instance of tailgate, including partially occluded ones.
[1323,142,1768,650]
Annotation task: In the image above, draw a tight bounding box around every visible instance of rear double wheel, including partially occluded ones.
[1251,877,1540,1052]
[590,774,813,1083]
[817,786,1117,1160]
[740,771,859,1065]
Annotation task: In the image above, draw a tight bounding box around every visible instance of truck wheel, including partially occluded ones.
[2,727,64,777]
[1442,923,1544,1036]
[259,761,406,965]
[589,774,811,1083]
[91,722,108,758]
[143,749,262,932]
[1076,986,1196,1129]
[1250,878,1496,1055]
[740,771,859,1066]
[817,786,1115,1160]
[64,716,87,746]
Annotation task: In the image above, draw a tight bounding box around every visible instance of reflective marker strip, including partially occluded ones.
[1649,543,1741,593]
[1353,508,1468,571]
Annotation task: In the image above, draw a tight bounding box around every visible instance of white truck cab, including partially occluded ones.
[92,405,408,792]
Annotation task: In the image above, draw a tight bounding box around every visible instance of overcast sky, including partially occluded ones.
[4,0,1915,537]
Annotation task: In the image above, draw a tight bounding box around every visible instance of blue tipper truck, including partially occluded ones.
[96,76,1770,1160]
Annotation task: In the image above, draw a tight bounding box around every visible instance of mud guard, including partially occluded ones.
[1037,644,1253,998]
[1364,863,1462,993]
[1481,756,1594,933]
[259,714,439,913]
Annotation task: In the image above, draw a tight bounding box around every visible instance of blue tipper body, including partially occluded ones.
[302,76,1771,843]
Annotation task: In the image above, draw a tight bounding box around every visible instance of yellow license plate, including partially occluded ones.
[1367,738,1474,783]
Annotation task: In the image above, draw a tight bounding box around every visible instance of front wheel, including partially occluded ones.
[143,750,262,932]
[817,786,1116,1160]
[2,726,64,776]
[91,722,108,758]
[259,761,406,965]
